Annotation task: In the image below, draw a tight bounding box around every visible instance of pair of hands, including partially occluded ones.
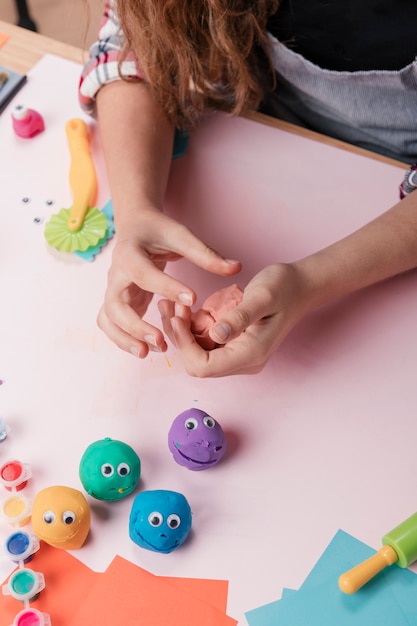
[97,209,312,376]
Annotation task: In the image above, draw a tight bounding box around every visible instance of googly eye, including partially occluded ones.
[62,510,76,525]
[203,416,216,428]
[167,514,181,529]
[43,510,56,524]
[101,463,114,477]
[117,462,130,476]
[148,512,163,527]
[45,199,54,206]
[33,216,44,225]
[185,417,198,430]
[21,197,30,205]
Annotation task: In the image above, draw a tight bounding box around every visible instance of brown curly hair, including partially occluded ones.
[117,0,280,129]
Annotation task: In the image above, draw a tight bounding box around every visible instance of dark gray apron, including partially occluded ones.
[262,35,417,164]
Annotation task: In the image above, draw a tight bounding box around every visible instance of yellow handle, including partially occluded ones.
[65,118,97,231]
[338,545,398,594]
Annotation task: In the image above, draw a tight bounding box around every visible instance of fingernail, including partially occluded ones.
[225,259,240,264]
[174,303,183,317]
[157,301,167,320]
[129,346,140,357]
[179,292,193,306]
[144,334,157,347]
[211,323,231,343]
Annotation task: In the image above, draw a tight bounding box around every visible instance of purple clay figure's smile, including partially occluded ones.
[174,443,223,465]
[168,408,227,471]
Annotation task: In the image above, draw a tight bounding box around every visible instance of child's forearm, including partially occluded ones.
[96,79,175,234]
[295,191,417,309]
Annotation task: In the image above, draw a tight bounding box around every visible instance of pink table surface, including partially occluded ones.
[0,55,416,624]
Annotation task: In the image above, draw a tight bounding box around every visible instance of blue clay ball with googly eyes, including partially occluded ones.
[129,490,192,553]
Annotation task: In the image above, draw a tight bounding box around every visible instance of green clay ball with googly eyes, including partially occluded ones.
[79,438,141,501]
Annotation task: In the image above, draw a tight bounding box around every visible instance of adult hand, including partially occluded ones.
[97,209,242,358]
[158,262,313,376]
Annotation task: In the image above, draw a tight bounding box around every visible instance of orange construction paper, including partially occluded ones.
[159,575,229,613]
[0,32,10,47]
[1,546,233,625]
[67,555,238,626]
[0,541,100,625]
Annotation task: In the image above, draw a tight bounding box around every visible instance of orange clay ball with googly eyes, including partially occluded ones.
[31,485,90,550]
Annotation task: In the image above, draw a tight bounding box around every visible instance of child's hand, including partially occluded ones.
[97,209,241,357]
[158,263,313,376]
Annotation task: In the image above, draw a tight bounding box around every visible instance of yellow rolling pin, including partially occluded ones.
[339,512,417,594]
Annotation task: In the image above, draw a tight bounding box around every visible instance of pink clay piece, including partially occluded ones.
[191,284,243,349]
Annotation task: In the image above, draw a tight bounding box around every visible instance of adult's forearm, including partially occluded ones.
[96,80,175,233]
[296,191,417,309]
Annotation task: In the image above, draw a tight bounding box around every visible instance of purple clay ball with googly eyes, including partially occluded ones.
[168,408,227,471]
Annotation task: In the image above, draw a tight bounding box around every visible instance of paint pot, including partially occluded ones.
[11,608,51,626]
[4,531,39,564]
[1,494,31,527]
[0,460,31,491]
[3,569,45,602]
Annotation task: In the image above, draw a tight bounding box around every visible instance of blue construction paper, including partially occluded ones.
[245,530,417,626]
[245,598,284,626]
[389,574,417,625]
[301,529,375,590]
[244,590,297,625]
[301,529,417,625]
[271,572,411,626]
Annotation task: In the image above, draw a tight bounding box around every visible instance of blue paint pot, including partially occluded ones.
[4,531,39,563]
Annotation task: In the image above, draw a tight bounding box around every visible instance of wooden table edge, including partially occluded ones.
[0,20,407,170]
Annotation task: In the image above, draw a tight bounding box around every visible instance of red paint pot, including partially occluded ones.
[0,460,31,491]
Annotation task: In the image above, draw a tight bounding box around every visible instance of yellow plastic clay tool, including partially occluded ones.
[339,511,417,594]
[44,118,108,253]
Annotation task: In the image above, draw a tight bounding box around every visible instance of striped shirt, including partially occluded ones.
[79,0,143,115]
